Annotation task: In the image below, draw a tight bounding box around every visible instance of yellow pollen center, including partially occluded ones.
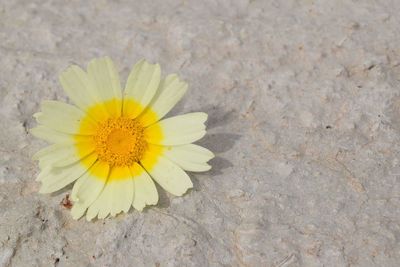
[93,117,147,166]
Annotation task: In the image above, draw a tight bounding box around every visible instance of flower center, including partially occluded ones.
[93,117,147,166]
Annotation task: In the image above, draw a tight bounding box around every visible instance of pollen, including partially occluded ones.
[93,117,147,166]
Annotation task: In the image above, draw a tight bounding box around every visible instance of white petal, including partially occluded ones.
[163,144,214,172]
[39,153,97,194]
[145,112,207,146]
[87,57,122,117]
[70,161,109,220]
[143,156,193,196]
[31,126,73,144]
[34,101,96,135]
[139,74,187,126]
[86,166,133,220]
[123,60,161,118]
[130,163,158,211]
[59,65,98,110]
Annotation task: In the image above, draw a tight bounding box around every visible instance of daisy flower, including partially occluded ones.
[31,57,214,221]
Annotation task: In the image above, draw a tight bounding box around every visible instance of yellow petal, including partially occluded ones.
[70,161,109,220]
[36,143,93,169]
[59,65,98,110]
[39,153,97,194]
[130,163,158,211]
[143,156,193,196]
[35,101,96,135]
[123,60,161,118]
[86,166,133,220]
[31,126,73,144]
[87,57,122,117]
[145,112,207,146]
[163,144,214,172]
[139,74,187,126]
[33,143,71,161]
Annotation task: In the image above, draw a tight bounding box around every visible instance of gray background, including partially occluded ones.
[1,0,400,266]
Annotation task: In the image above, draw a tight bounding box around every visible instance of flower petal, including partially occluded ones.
[86,180,113,220]
[33,143,71,161]
[123,60,161,118]
[145,112,207,146]
[142,156,193,196]
[36,143,94,170]
[87,57,122,117]
[139,74,187,126]
[86,166,133,220]
[59,65,98,110]
[34,100,97,135]
[163,144,214,172]
[130,163,158,211]
[70,161,109,220]
[39,153,98,194]
[31,126,74,144]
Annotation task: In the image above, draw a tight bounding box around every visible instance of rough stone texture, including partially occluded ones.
[1,0,400,266]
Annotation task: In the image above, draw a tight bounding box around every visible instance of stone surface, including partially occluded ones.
[1,0,400,266]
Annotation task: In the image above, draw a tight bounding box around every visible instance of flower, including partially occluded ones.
[31,57,214,221]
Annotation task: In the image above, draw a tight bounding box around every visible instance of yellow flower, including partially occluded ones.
[31,57,214,221]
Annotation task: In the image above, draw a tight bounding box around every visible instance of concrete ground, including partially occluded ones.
[1,0,400,266]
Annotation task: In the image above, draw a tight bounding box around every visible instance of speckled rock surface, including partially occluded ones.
[1,0,400,266]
